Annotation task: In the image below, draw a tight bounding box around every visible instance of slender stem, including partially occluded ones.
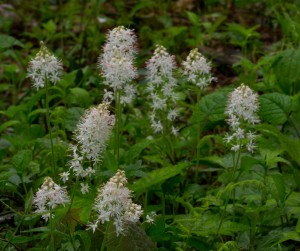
[216,147,242,238]
[49,210,55,251]
[195,89,202,183]
[100,221,112,251]
[114,90,121,169]
[45,79,56,176]
[67,177,79,214]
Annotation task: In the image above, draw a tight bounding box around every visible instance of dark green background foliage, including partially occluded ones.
[2,0,300,250]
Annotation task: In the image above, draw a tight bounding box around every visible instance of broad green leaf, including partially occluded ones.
[130,162,189,194]
[146,216,168,242]
[75,230,91,251]
[240,155,262,174]
[64,107,84,131]
[276,230,300,244]
[42,20,56,34]
[0,120,20,133]
[59,70,77,89]
[69,87,91,108]
[175,214,249,236]
[186,11,200,26]
[270,173,286,204]
[280,136,300,166]
[191,89,229,131]
[0,34,24,48]
[25,188,33,214]
[126,139,155,163]
[273,47,300,94]
[259,93,292,125]
[28,108,46,123]
[12,150,32,173]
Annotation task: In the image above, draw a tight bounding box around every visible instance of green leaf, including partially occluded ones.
[0,34,24,48]
[69,87,91,108]
[42,20,56,34]
[126,139,155,163]
[129,162,189,195]
[59,70,77,89]
[280,135,300,166]
[296,219,300,233]
[273,47,300,94]
[240,155,262,174]
[276,230,300,244]
[270,173,286,204]
[65,107,84,132]
[259,93,292,125]
[0,120,20,133]
[28,108,47,123]
[12,150,32,173]
[186,11,200,26]
[75,230,91,251]
[191,89,229,131]
[25,188,33,214]
[146,216,168,242]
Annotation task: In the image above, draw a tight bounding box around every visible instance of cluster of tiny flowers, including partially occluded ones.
[33,177,69,221]
[88,170,143,236]
[182,48,215,89]
[224,84,260,153]
[146,45,179,135]
[27,41,63,89]
[98,26,138,104]
[75,102,115,163]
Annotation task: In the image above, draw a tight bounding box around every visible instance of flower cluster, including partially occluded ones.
[27,41,63,89]
[224,84,260,153]
[33,177,69,221]
[146,45,179,135]
[88,169,143,236]
[59,102,114,195]
[75,102,115,163]
[182,48,215,89]
[98,26,138,104]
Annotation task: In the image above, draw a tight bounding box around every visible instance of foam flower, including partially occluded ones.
[33,177,69,221]
[27,41,63,89]
[224,84,260,153]
[88,170,143,236]
[75,102,115,163]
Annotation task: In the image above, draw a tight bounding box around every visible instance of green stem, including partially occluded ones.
[114,90,121,169]
[216,147,242,238]
[45,79,56,176]
[49,210,55,251]
[100,221,112,251]
[195,89,202,183]
[67,177,79,214]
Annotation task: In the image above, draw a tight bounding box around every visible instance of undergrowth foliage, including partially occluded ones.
[2,2,300,250]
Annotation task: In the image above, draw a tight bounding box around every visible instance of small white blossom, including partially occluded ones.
[87,221,99,233]
[60,172,69,183]
[27,41,63,89]
[75,102,115,163]
[33,177,69,221]
[89,170,143,236]
[182,48,215,89]
[146,212,156,224]
[80,183,90,194]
